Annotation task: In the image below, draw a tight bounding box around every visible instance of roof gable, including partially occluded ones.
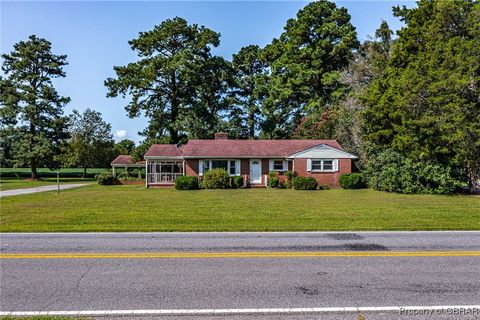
[287,144,357,159]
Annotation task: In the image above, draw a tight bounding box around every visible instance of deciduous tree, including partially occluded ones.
[64,109,115,177]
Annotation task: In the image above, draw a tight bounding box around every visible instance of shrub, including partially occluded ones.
[293,176,318,190]
[203,168,229,189]
[269,176,280,188]
[95,172,118,185]
[340,173,367,189]
[231,176,244,189]
[175,176,199,190]
[285,171,295,189]
[364,150,464,194]
[318,184,330,190]
[116,171,128,179]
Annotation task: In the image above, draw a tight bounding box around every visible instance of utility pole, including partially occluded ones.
[57,170,60,195]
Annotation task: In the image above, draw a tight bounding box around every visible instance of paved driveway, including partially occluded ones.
[0,183,89,197]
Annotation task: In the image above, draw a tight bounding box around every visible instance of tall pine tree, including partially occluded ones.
[1,35,70,179]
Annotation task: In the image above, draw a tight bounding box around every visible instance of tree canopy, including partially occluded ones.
[105,17,229,143]
[0,35,70,179]
[362,0,480,192]
[63,109,115,177]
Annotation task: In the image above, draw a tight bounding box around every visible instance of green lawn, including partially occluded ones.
[1,185,479,232]
[0,177,95,191]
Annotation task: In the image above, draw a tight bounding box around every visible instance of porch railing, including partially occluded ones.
[147,173,183,184]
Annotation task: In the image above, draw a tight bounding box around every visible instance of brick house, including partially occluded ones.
[140,132,357,188]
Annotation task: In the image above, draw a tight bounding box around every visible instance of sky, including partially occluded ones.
[1,0,415,143]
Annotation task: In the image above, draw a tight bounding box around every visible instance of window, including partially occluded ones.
[212,160,228,171]
[322,160,333,171]
[273,160,284,171]
[203,161,210,172]
[311,159,335,172]
[201,159,239,176]
[311,160,322,171]
[229,160,236,175]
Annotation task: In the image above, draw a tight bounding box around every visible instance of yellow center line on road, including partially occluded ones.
[1,251,480,259]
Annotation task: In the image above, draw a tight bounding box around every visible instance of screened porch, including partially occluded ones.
[147,160,184,184]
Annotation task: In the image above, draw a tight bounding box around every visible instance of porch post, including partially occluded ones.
[112,166,116,177]
[145,159,148,188]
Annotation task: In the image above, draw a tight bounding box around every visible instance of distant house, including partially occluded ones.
[140,132,357,188]
[110,155,144,176]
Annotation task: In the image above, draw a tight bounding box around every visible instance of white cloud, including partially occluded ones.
[115,129,127,139]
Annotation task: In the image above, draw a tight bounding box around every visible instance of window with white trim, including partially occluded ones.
[201,159,240,176]
[273,160,284,171]
[312,159,334,172]
[229,160,236,175]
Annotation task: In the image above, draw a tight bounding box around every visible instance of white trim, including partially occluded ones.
[287,144,357,159]
[311,159,336,173]
[145,159,148,188]
[235,160,241,176]
[249,159,262,184]
[144,156,183,160]
[199,160,204,176]
[2,306,479,317]
[200,159,241,176]
[269,159,286,172]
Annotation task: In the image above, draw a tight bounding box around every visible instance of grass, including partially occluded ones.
[1,185,479,232]
[0,177,95,191]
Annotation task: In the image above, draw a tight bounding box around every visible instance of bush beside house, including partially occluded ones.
[293,176,318,190]
[203,168,230,189]
[175,176,199,190]
[340,173,367,189]
[231,176,243,189]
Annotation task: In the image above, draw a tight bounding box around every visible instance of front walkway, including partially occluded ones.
[0,183,90,198]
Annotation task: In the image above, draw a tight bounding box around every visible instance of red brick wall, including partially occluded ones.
[183,158,351,187]
[241,159,249,175]
[185,159,199,176]
[293,158,352,187]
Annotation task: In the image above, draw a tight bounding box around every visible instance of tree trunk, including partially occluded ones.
[31,159,39,180]
[83,166,87,179]
[248,111,255,138]
[468,163,480,194]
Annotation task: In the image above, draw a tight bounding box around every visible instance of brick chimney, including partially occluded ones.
[214,132,229,140]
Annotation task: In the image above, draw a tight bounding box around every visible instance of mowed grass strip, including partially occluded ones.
[0,185,479,232]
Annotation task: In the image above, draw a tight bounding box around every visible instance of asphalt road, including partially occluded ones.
[1,232,480,319]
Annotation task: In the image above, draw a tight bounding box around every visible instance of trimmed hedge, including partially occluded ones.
[203,168,229,189]
[231,176,244,189]
[95,172,118,185]
[175,176,199,190]
[340,173,367,189]
[293,176,318,190]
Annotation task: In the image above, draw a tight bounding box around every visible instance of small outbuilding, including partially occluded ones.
[110,155,145,177]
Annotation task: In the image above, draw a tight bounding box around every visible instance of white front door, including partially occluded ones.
[250,159,262,184]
